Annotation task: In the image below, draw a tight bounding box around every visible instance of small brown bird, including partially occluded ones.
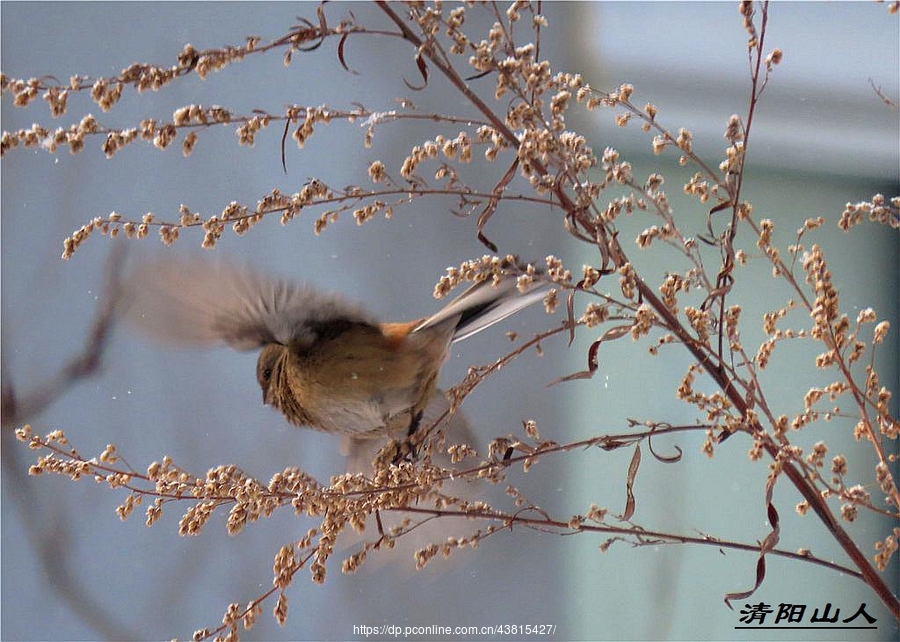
[126,258,545,440]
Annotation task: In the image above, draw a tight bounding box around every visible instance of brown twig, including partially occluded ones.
[1,243,134,639]
[375,0,900,620]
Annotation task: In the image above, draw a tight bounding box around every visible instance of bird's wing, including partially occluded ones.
[124,258,377,351]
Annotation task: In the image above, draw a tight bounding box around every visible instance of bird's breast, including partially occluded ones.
[279,322,445,437]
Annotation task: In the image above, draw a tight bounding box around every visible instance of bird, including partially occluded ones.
[125,257,547,442]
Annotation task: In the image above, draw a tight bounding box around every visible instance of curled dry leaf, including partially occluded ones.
[622,444,641,521]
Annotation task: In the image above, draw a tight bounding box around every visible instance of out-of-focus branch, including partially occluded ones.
[1,243,136,640]
[1,243,126,428]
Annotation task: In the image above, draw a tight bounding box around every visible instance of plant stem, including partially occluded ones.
[375,0,900,621]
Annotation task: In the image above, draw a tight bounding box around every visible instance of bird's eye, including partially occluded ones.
[262,367,273,382]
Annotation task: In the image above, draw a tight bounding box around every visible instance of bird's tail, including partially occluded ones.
[414,262,547,342]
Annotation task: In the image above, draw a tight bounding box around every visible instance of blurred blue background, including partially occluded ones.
[2,2,897,640]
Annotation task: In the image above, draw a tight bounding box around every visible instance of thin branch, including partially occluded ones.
[1,244,135,640]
